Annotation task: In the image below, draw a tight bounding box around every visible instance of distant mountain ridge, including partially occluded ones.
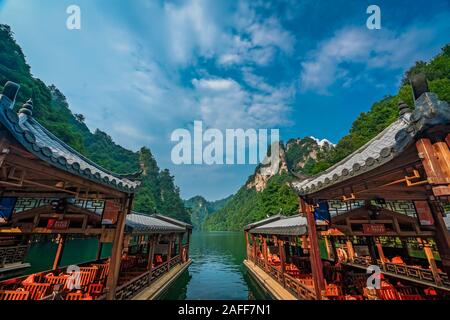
[184,195,232,229]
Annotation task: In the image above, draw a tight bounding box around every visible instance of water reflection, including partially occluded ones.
[161,232,271,300]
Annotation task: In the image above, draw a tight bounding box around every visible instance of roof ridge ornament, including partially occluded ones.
[18,98,34,116]
[397,100,412,119]
[410,73,429,101]
[1,81,20,107]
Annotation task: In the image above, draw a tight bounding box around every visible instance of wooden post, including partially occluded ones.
[251,234,257,262]
[245,231,249,260]
[324,236,332,260]
[178,233,183,261]
[366,237,379,265]
[263,236,269,271]
[330,236,338,263]
[167,235,173,271]
[346,238,355,262]
[420,239,443,286]
[148,234,160,282]
[427,201,450,279]
[278,239,286,286]
[52,234,66,270]
[302,198,325,300]
[416,137,450,278]
[96,236,103,261]
[375,238,386,269]
[106,196,131,300]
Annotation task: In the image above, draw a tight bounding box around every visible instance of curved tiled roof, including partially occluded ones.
[126,212,187,234]
[248,214,308,236]
[293,93,450,196]
[0,81,140,193]
[244,214,283,231]
[151,213,193,230]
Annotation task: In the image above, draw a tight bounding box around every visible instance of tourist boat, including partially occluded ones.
[0,81,192,300]
[245,75,450,300]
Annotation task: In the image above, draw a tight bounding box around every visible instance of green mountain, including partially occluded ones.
[204,44,450,231]
[203,138,330,231]
[184,195,232,230]
[0,24,190,223]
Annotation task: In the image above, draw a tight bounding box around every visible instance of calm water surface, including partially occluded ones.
[160,232,271,300]
[22,232,270,300]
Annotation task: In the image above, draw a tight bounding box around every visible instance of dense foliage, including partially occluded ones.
[203,173,299,231]
[0,24,190,222]
[184,195,232,230]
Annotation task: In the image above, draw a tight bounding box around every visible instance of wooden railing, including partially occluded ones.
[115,271,150,300]
[252,260,318,300]
[150,261,169,282]
[169,255,181,269]
[349,257,450,289]
[0,245,28,267]
[114,254,186,300]
[284,273,317,300]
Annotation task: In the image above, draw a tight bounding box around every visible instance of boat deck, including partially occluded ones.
[133,259,192,300]
[244,259,296,300]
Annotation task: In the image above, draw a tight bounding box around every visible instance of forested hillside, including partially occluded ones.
[184,195,232,230]
[0,24,190,223]
[204,44,450,231]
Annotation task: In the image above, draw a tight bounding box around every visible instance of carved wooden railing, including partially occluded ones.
[254,262,318,300]
[150,261,169,282]
[255,257,265,270]
[349,257,450,289]
[115,271,150,300]
[169,255,181,269]
[284,273,317,300]
[114,254,185,300]
[0,245,28,267]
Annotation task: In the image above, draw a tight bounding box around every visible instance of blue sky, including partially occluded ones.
[0,0,449,200]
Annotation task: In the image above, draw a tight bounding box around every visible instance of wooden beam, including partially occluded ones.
[433,141,450,180]
[416,138,449,185]
[5,153,126,198]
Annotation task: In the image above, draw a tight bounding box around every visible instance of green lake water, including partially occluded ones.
[160,232,271,300]
[22,232,271,300]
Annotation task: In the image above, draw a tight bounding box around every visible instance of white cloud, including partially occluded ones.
[217,1,294,67]
[300,13,450,94]
[193,74,293,130]
[164,0,219,64]
[192,78,239,91]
